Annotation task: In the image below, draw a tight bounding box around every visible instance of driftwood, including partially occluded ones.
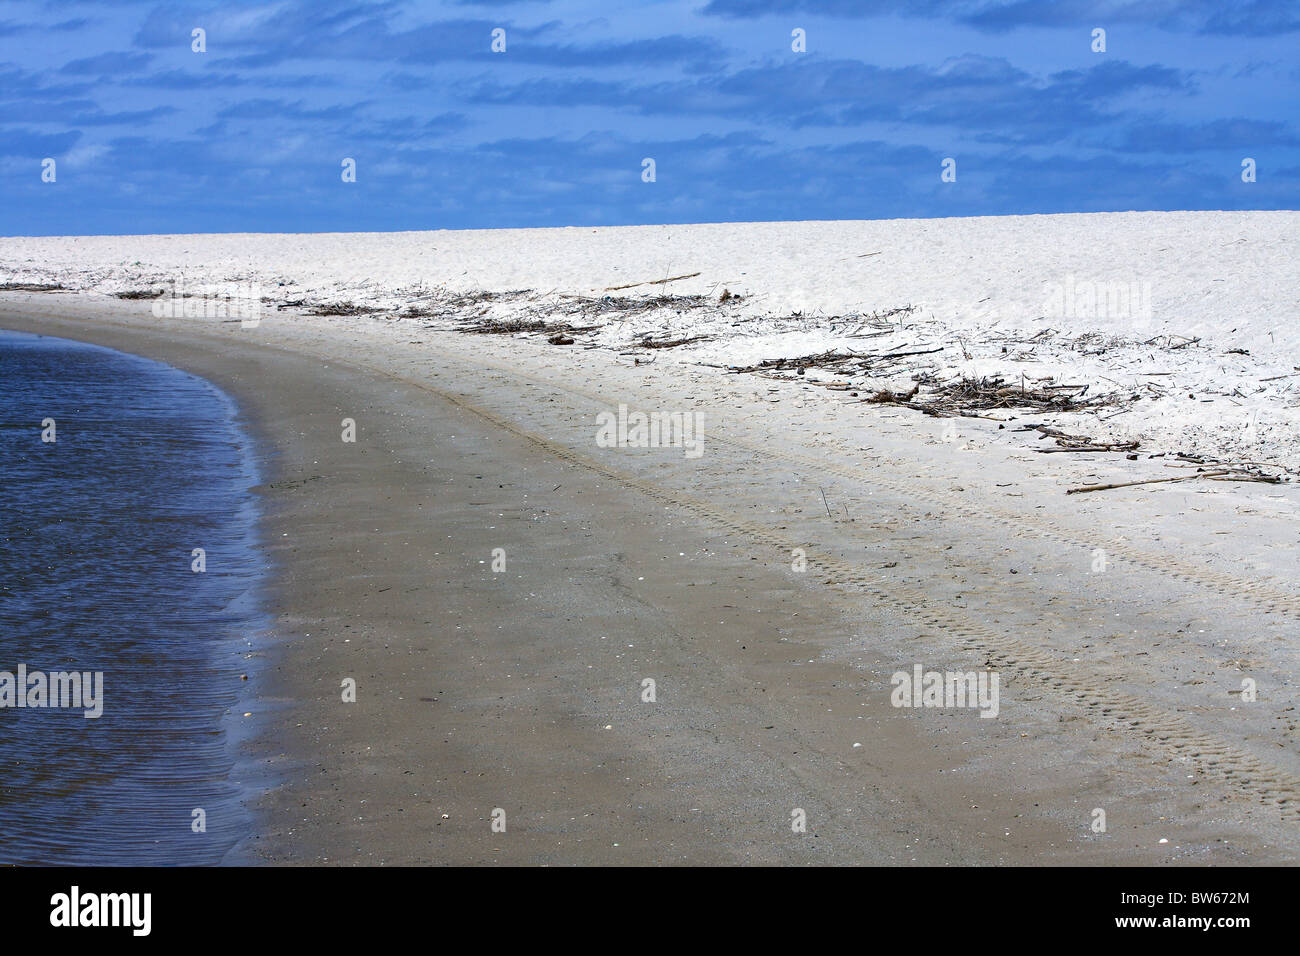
[863,385,919,404]
[732,342,939,378]
[0,282,64,292]
[1037,444,1139,453]
[881,347,943,360]
[860,375,1120,422]
[731,349,862,373]
[604,272,701,292]
[568,291,713,316]
[308,301,384,316]
[456,314,601,337]
[862,385,1006,420]
[638,335,710,349]
[460,317,547,334]
[1066,470,1230,494]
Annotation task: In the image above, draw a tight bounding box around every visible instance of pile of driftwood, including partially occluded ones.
[458,316,548,334]
[350,280,920,354]
[862,374,1121,418]
[384,283,721,340]
[930,375,1095,411]
[554,291,714,319]
[637,335,711,349]
[1017,424,1139,454]
[733,349,858,374]
[731,345,942,378]
[0,282,64,292]
[443,282,734,345]
[402,289,536,319]
[454,314,603,344]
[308,301,384,316]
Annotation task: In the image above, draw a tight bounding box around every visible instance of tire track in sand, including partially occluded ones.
[432,344,1300,623]
[318,349,1300,822]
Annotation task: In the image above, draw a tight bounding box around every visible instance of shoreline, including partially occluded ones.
[4,293,1297,864]
[0,327,267,864]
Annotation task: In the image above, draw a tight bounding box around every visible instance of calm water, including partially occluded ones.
[0,330,266,864]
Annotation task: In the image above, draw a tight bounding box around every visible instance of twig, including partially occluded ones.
[1066,470,1230,495]
[881,346,943,359]
[603,272,701,292]
[1036,446,1137,454]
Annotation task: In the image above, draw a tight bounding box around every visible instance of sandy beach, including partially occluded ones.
[3,258,1297,863]
[3,213,1298,471]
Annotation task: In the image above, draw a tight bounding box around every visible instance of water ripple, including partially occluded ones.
[0,330,266,865]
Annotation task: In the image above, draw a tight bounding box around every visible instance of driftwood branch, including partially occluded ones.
[604,272,701,292]
[1066,470,1230,494]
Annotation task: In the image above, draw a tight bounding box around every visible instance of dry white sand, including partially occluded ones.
[2,210,1297,470]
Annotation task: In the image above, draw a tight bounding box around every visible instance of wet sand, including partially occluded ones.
[2,296,1294,865]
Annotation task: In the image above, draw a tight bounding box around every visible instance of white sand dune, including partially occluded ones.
[3,210,1297,468]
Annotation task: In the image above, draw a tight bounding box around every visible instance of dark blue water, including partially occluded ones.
[0,329,266,865]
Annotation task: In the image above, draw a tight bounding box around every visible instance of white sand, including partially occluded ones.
[3,210,1297,469]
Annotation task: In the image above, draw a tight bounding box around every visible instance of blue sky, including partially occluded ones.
[1,0,1296,235]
